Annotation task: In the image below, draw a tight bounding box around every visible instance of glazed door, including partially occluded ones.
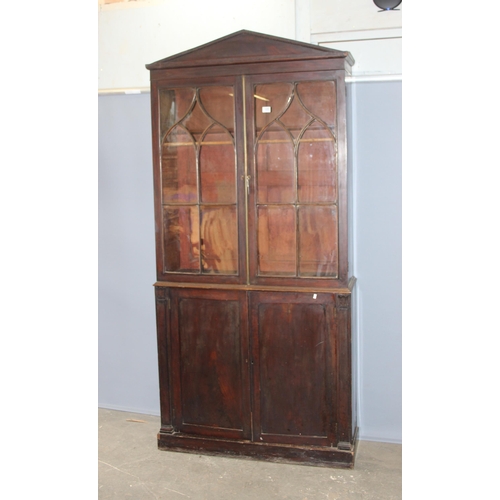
[153,73,347,287]
[249,291,338,446]
[245,73,348,288]
[153,78,246,284]
[169,288,251,440]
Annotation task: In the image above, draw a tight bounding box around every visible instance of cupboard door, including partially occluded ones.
[246,75,347,287]
[154,80,246,283]
[169,288,251,440]
[249,291,337,446]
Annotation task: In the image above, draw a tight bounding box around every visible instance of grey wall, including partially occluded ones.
[98,94,159,414]
[351,82,402,443]
[98,81,402,442]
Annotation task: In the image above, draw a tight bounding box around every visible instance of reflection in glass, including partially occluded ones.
[254,83,293,132]
[256,125,295,204]
[258,206,296,276]
[163,206,200,273]
[160,88,195,138]
[298,206,338,277]
[199,86,235,131]
[279,94,311,137]
[200,127,235,204]
[298,127,336,203]
[201,206,238,274]
[159,85,238,276]
[162,128,197,204]
[254,80,339,279]
[296,81,336,127]
[181,101,213,141]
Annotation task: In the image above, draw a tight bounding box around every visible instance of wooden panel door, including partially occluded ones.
[169,288,251,440]
[249,291,338,446]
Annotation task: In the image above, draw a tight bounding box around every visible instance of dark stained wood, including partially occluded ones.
[250,292,336,446]
[149,31,357,467]
[335,75,349,284]
[335,293,353,445]
[169,288,251,440]
[157,431,357,469]
[149,59,352,81]
[146,30,354,71]
[153,276,357,293]
[155,287,173,432]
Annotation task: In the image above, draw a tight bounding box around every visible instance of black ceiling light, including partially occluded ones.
[373,0,401,10]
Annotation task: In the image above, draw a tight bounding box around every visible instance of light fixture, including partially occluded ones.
[373,0,401,11]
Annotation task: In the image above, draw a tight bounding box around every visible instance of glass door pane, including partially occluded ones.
[252,79,339,280]
[256,124,295,204]
[159,86,238,276]
[200,206,238,274]
[297,127,336,204]
[161,129,197,204]
[163,206,200,273]
[199,126,236,204]
[298,206,338,277]
[257,206,296,276]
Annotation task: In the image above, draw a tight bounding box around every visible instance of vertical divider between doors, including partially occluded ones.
[242,75,250,285]
[246,291,255,442]
[195,89,203,275]
[243,75,255,442]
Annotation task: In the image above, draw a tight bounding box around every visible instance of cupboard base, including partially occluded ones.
[157,427,358,468]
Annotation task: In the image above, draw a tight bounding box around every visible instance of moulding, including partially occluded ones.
[311,28,402,44]
[98,87,150,95]
[346,74,402,83]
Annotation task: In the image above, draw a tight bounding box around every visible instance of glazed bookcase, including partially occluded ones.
[146,30,357,468]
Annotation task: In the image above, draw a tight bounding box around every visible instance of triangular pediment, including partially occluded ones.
[146,30,353,70]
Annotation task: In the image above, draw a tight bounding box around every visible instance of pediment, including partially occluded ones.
[146,30,354,70]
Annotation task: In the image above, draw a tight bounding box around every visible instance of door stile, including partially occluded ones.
[335,71,349,284]
[150,81,166,281]
[240,291,252,440]
[326,298,339,445]
[244,75,259,284]
[168,289,183,430]
[248,291,261,442]
[155,286,173,431]
[241,75,251,285]
[335,293,353,448]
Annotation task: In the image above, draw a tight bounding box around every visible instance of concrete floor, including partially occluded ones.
[98,408,401,499]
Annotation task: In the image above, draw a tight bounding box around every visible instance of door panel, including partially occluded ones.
[250,292,337,446]
[170,288,251,439]
[246,73,344,287]
[155,77,247,284]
